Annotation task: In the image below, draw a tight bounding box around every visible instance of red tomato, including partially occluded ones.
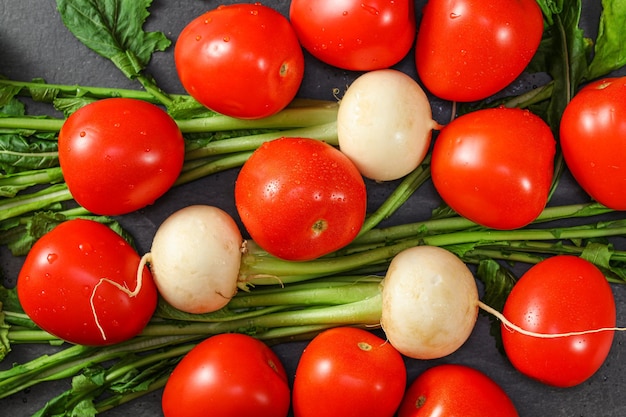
[16,219,157,346]
[289,0,415,71]
[431,107,556,229]
[415,0,543,102]
[234,137,367,261]
[174,3,304,119]
[501,255,616,387]
[162,333,290,417]
[58,98,185,216]
[397,364,519,417]
[292,327,406,417]
[560,77,626,209]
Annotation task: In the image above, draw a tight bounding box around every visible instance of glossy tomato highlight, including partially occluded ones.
[175,3,304,119]
[289,0,415,71]
[162,333,290,417]
[397,364,519,417]
[415,0,543,102]
[431,107,556,229]
[234,137,367,261]
[292,327,406,417]
[501,255,616,387]
[58,98,185,216]
[17,219,157,346]
[560,77,626,209]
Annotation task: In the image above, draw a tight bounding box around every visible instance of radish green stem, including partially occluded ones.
[184,120,338,159]
[0,183,72,221]
[357,155,431,237]
[240,218,626,285]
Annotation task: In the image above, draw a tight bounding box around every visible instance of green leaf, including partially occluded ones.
[55,0,171,79]
[586,0,626,80]
[476,259,518,354]
[0,85,23,110]
[0,210,135,256]
[53,97,98,117]
[31,371,103,417]
[0,304,11,361]
[528,0,592,129]
[533,0,561,25]
[581,241,613,269]
[0,132,59,174]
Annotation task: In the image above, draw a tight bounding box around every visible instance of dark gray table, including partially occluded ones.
[1,1,625,416]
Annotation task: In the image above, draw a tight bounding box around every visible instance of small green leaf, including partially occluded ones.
[586,0,626,80]
[0,133,59,174]
[476,259,518,354]
[55,0,171,79]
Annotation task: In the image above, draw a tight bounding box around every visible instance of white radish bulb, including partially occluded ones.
[337,69,439,181]
[381,245,479,359]
[147,205,244,314]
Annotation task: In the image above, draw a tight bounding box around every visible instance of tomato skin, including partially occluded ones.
[175,4,304,119]
[162,333,290,417]
[234,137,367,261]
[397,364,519,417]
[292,327,406,417]
[58,98,184,216]
[415,0,543,102]
[289,0,415,71]
[560,77,626,209]
[501,255,616,388]
[431,107,556,230]
[16,219,157,346]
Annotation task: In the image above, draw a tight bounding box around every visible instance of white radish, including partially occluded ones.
[380,245,626,362]
[380,245,479,359]
[337,69,440,182]
[141,205,244,314]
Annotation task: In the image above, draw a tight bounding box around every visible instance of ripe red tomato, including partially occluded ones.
[560,77,626,209]
[289,0,415,71]
[174,3,304,119]
[162,333,290,417]
[292,327,406,417]
[234,137,367,261]
[431,107,556,229]
[501,255,616,387]
[16,219,157,346]
[397,364,519,417]
[58,98,185,216]
[415,0,543,102]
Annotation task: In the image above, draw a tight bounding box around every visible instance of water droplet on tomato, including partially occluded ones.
[250,9,258,15]
[47,253,58,264]
[223,36,230,42]
[342,10,348,16]
[361,4,380,15]
[450,12,461,19]
[79,242,93,253]
[195,35,202,41]
[79,131,86,137]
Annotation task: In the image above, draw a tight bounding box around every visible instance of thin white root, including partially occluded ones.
[478,300,626,338]
[89,254,151,341]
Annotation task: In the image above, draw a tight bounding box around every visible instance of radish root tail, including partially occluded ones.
[89,253,152,341]
[478,300,625,338]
